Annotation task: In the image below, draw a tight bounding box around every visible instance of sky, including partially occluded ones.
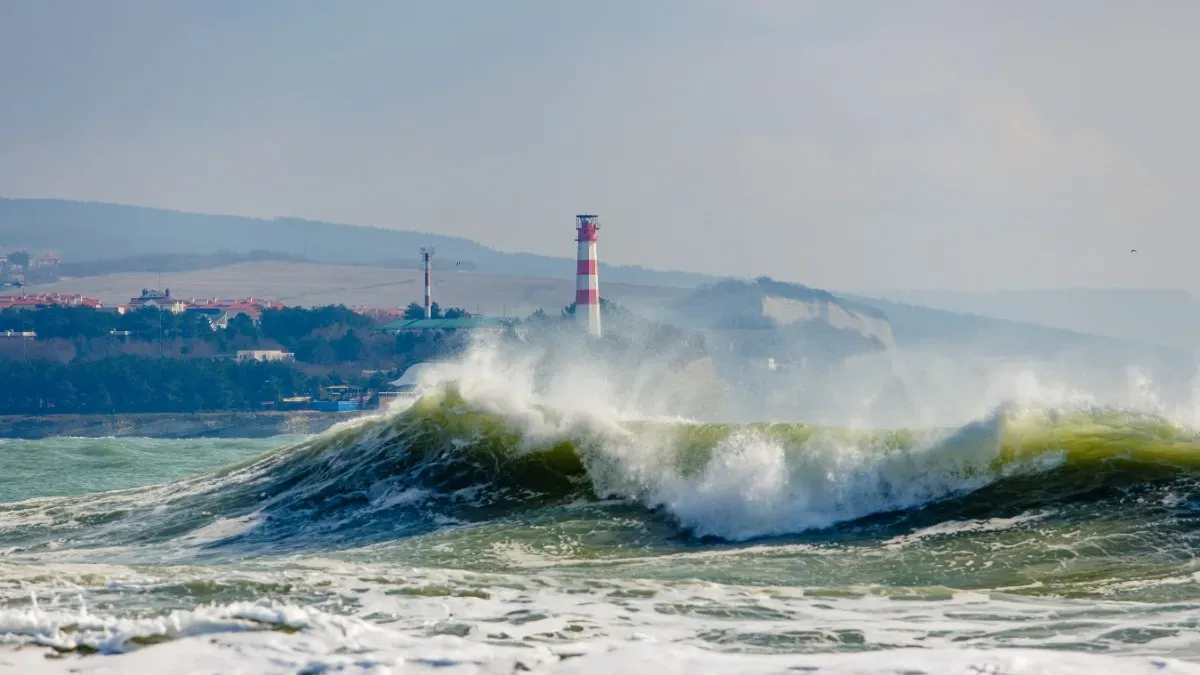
[1,1,1197,293]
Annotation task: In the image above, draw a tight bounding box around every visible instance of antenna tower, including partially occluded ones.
[421,246,435,319]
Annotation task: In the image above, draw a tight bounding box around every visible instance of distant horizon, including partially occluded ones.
[853,286,1196,297]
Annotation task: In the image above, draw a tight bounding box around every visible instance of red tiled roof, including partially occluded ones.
[0,293,100,310]
[122,296,289,314]
[170,297,287,320]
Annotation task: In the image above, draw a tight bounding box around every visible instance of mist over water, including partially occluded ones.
[5,331,1200,673]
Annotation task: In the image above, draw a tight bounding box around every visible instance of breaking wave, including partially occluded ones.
[3,383,1200,556]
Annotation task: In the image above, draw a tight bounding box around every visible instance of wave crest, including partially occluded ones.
[3,388,1199,554]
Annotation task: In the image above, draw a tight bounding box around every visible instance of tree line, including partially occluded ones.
[0,304,483,415]
[0,355,314,415]
[0,304,377,343]
[0,304,419,365]
[399,302,471,320]
[0,298,706,415]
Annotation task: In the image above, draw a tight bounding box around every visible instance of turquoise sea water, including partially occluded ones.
[2,393,1200,673]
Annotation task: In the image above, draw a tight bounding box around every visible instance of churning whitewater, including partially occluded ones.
[5,349,1200,673]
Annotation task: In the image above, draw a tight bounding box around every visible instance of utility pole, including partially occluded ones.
[421,247,434,319]
[157,272,163,358]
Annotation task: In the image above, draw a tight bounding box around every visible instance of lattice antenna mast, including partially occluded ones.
[421,246,435,319]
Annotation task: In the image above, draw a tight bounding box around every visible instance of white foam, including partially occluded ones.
[4,561,1200,674]
[7,335,1173,555]
[171,514,263,545]
[628,421,1025,540]
[275,341,1089,543]
[881,510,1053,549]
[10,641,1194,675]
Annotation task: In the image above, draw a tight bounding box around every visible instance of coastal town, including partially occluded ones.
[0,246,541,416]
[0,285,536,414]
[0,213,913,424]
[0,225,607,418]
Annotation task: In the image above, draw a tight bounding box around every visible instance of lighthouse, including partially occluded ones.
[575,215,602,338]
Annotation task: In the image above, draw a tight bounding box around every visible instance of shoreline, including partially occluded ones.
[0,411,369,440]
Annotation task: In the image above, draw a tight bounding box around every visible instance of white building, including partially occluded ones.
[236,350,295,363]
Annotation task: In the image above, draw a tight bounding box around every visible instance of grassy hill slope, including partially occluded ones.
[0,197,714,288]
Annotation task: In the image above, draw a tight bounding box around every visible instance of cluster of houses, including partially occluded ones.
[0,252,60,285]
[0,249,532,415]
[0,292,101,311]
[0,288,287,330]
[0,273,527,413]
[0,286,458,414]
[287,361,449,413]
[2,287,525,339]
[124,288,288,328]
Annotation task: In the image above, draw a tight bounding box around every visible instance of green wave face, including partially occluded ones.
[4,390,1200,599]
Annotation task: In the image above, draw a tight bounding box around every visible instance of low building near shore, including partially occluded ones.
[279,396,313,411]
[312,384,367,413]
[236,349,295,363]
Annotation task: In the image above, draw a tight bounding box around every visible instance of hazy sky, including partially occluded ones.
[1,1,1197,292]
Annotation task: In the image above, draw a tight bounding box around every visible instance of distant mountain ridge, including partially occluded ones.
[856,288,1200,351]
[838,293,1191,379]
[0,197,716,289]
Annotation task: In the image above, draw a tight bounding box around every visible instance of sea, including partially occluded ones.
[4,347,1200,673]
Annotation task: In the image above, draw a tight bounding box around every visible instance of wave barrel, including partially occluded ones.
[575,214,602,338]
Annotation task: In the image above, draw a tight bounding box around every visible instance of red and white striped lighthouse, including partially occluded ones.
[575,214,601,338]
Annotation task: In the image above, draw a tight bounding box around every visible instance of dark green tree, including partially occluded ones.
[402,302,445,319]
[333,329,365,362]
[6,251,31,269]
[0,355,314,414]
[223,313,260,340]
[259,305,371,348]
